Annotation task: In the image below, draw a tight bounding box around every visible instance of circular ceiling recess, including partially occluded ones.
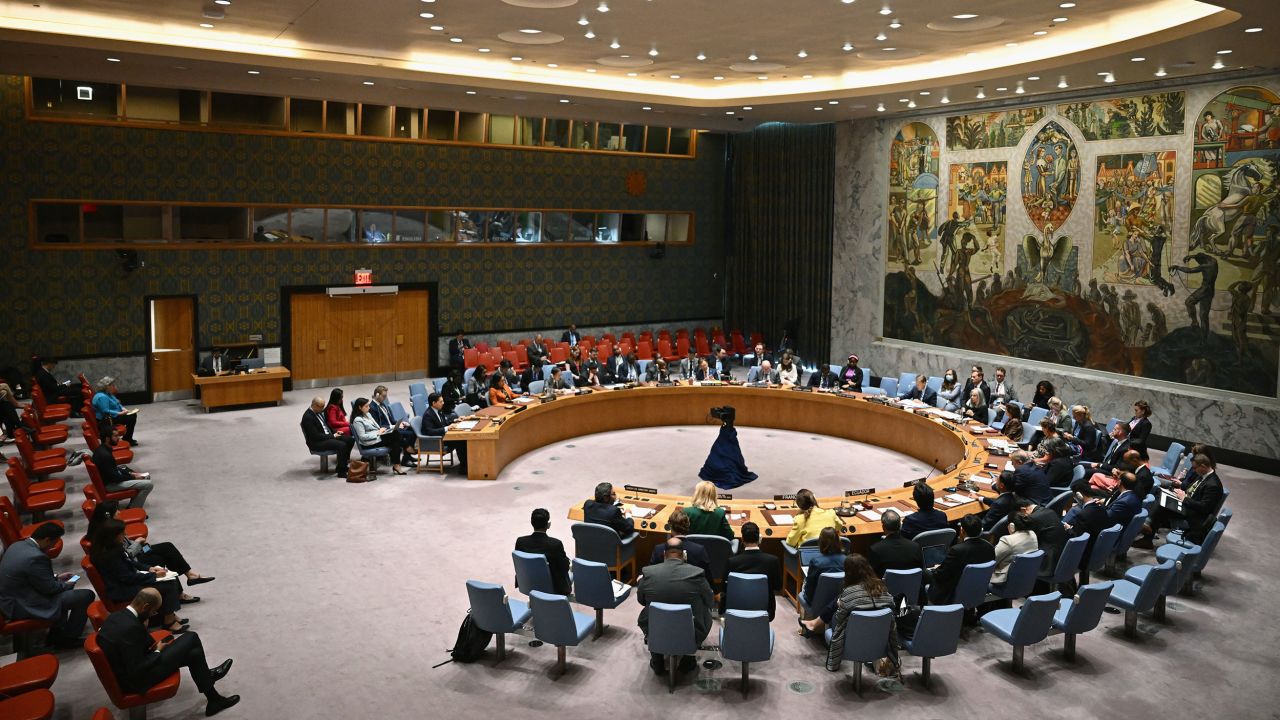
[729,61,785,72]
[497,30,566,44]
[597,55,655,68]
[501,0,578,8]
[926,16,1006,32]
[856,47,923,61]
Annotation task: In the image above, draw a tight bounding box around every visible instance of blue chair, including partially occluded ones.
[310,449,337,473]
[528,590,595,678]
[900,604,964,687]
[1051,581,1114,661]
[1109,508,1149,568]
[1041,534,1089,592]
[1106,417,1122,434]
[979,591,1062,673]
[860,368,871,387]
[455,402,475,417]
[1046,490,1075,515]
[896,372,916,397]
[926,376,943,395]
[1080,523,1122,585]
[410,393,429,419]
[465,580,531,663]
[648,602,696,692]
[1155,442,1186,477]
[357,445,391,477]
[879,377,899,397]
[720,609,774,698]
[390,401,408,424]
[686,534,737,590]
[799,572,843,620]
[1107,558,1175,637]
[571,522,637,581]
[913,528,956,567]
[823,608,894,695]
[409,415,451,475]
[1167,507,1231,547]
[528,380,545,395]
[782,537,849,609]
[462,367,476,388]
[1071,463,1087,486]
[862,386,887,397]
[1158,520,1226,594]
[724,572,769,614]
[990,550,1044,601]
[432,378,447,394]
[512,551,555,596]
[884,568,922,606]
[409,382,427,399]
[571,558,630,639]
[951,561,996,612]
[1024,406,1049,436]
[1126,545,1200,622]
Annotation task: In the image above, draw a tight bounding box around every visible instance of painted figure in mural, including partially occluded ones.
[1225,188,1272,259]
[1147,302,1169,339]
[1228,280,1255,361]
[909,200,931,265]
[1198,111,1225,143]
[1191,160,1276,256]
[954,232,980,306]
[1087,278,1102,303]
[1148,225,1177,296]
[1251,225,1280,314]
[1170,252,1220,339]
[1022,122,1080,233]
[889,197,908,263]
[1121,289,1142,346]
[937,212,966,274]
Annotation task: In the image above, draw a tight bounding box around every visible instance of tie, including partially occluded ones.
[214,357,221,373]
[316,411,330,434]
[434,409,442,426]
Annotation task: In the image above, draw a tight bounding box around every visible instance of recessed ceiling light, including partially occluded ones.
[918,91,930,96]
[889,18,902,28]
[106,57,120,62]
[907,100,916,108]
[449,36,463,42]
[1005,42,1018,46]
[879,6,892,15]
[975,86,986,98]
[610,39,620,49]
[713,75,724,80]
[757,75,768,80]
[1245,27,1262,33]
[511,56,523,61]
[547,62,558,67]
[1027,75,1040,80]
[876,32,887,41]
[1131,56,1145,61]
[899,98,910,103]
[1154,68,1167,76]
[669,74,680,78]
[1015,84,1025,94]
[642,106,652,110]
[597,1,609,11]
[1212,57,1225,69]
[478,48,491,53]
[696,51,706,60]
[559,99,570,103]
[1033,30,1047,35]
[578,16,589,25]
[584,30,595,38]
[199,22,214,28]
[649,48,659,56]
[940,96,950,104]
[247,70,260,75]
[1053,17,1068,22]
[419,12,434,18]
[1059,2,1075,6]
[814,107,823,111]
[842,41,854,51]
[363,81,375,85]
[215,0,230,4]
[1104,73,1116,82]
[884,47,897,51]
[803,74,814,78]
[952,13,978,19]
[466,90,476,95]
[429,25,444,31]
[586,68,597,72]
[797,49,808,58]
[1096,71,1110,76]
[877,103,886,112]
[748,53,758,61]
[1216,49,1233,54]
[519,28,541,34]
[1058,77,1069,88]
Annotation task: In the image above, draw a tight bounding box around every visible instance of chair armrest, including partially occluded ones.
[619,532,638,546]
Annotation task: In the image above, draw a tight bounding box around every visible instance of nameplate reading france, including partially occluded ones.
[773,494,796,501]
[625,484,657,495]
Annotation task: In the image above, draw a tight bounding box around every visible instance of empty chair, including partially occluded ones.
[926,376,943,395]
[1109,509,1150,567]
[512,551,556,596]
[464,580,532,663]
[1080,524,1122,585]
[1154,442,1186,477]
[896,372,916,397]
[799,572,843,621]
[1040,534,1089,592]
[408,382,427,398]
[571,558,631,639]
[884,568,922,606]
[528,591,595,678]
[950,561,997,613]
[648,602,697,693]
[410,393,429,419]
[5,458,66,518]
[879,377,899,397]
[719,609,774,698]
[900,604,964,688]
[979,591,1062,673]
[990,550,1045,600]
[571,522,637,581]
[527,380,545,395]
[85,631,181,719]
[431,378,447,394]
[1157,520,1225,594]
[0,653,59,698]
[913,528,957,567]
[724,572,769,614]
[823,608,895,695]
[0,688,54,720]
[1124,546,1200,622]
[685,534,735,589]
[0,608,53,660]
[1051,581,1114,661]
[1046,490,1075,515]
[390,401,409,424]
[1107,558,1176,637]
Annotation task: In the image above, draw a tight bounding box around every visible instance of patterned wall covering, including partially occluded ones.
[0,75,726,365]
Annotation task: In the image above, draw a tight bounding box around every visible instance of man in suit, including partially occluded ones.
[604,346,628,384]
[989,366,1019,419]
[747,360,779,385]
[92,424,154,508]
[868,510,925,577]
[300,396,355,478]
[1074,422,1132,494]
[644,357,671,383]
[678,347,700,380]
[926,514,994,604]
[582,482,634,538]
[546,365,574,393]
[960,365,991,406]
[711,347,732,378]
[647,509,711,574]
[1146,454,1224,545]
[527,333,550,368]
[637,538,714,675]
[448,332,472,371]
[34,357,81,407]
[0,523,94,648]
[370,385,417,467]
[722,522,781,619]
[1010,450,1054,505]
[898,374,938,405]
[806,363,840,390]
[1065,471,1142,534]
[561,324,580,346]
[743,342,771,369]
[1020,499,1069,569]
[97,588,239,717]
[200,349,228,375]
[421,392,468,473]
[514,508,571,595]
[1126,451,1156,498]
[981,471,1018,535]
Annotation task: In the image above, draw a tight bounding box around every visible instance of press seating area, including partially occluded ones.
[461,327,764,372]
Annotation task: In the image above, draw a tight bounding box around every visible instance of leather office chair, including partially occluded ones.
[87,600,111,631]
[19,408,67,447]
[883,568,922,606]
[463,348,480,369]
[684,534,736,590]
[464,580,531,664]
[1040,534,1089,592]
[1051,581,1113,661]
[1109,508,1149,569]
[1124,546,1200,623]
[85,631,181,720]
[720,609,773,698]
[409,416,451,475]
[979,591,1062,673]
[30,384,70,422]
[81,422,133,465]
[1080,524,1122,586]
[0,498,63,559]
[950,560,996,614]
[528,590,595,678]
[571,522,637,582]
[900,604,964,688]
[12,431,66,477]
[1158,520,1225,594]
[0,654,60,696]
[823,608,895,696]
[912,528,957,567]
[82,485,148,525]
[798,571,843,621]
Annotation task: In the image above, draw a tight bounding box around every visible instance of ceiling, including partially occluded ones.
[0,0,1276,131]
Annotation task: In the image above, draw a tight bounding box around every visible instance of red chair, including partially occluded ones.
[750,331,764,346]
[81,557,128,613]
[675,329,689,339]
[0,609,53,660]
[581,335,595,344]
[657,330,671,341]
[0,688,54,720]
[619,342,632,357]
[514,345,530,369]
[85,631,181,719]
[579,339,593,355]
[637,341,654,360]
[549,346,568,364]
[732,332,749,356]
[84,460,139,506]
[602,333,616,343]
[0,654,59,696]
[596,342,611,360]
[92,708,114,720]
[29,385,70,423]
[12,431,66,476]
[658,339,680,362]
[621,332,637,346]
[81,422,133,465]
[87,601,111,631]
[0,498,63,558]
[6,459,67,517]
[498,340,513,352]
[463,348,480,369]
[19,409,68,447]
[475,341,490,353]
[695,337,711,356]
[502,351,521,372]
[82,486,148,524]
[676,337,690,358]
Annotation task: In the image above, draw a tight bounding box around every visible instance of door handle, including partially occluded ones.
[365,336,373,348]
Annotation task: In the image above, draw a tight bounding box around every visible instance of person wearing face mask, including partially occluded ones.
[938,368,963,411]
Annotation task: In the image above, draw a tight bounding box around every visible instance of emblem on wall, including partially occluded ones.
[625,170,648,197]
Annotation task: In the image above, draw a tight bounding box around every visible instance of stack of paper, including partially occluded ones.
[626,505,656,519]
[770,514,795,525]
[857,509,883,522]
[452,420,479,430]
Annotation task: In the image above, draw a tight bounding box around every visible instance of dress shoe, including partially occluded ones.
[677,656,698,674]
[182,596,201,604]
[188,576,216,586]
[211,659,233,683]
[649,657,666,676]
[128,439,139,447]
[205,693,240,717]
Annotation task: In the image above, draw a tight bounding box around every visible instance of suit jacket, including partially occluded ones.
[992,530,1038,584]
[561,330,580,346]
[644,364,670,383]
[92,547,157,603]
[1072,422,1102,460]
[300,408,341,450]
[1127,416,1152,451]
[604,356,628,383]
[801,552,845,602]
[1104,489,1143,528]
[900,385,938,405]
[868,534,925,577]
[1012,462,1054,505]
[929,537,995,603]
[1098,437,1131,473]
[370,400,397,429]
[637,559,714,643]
[746,367,779,385]
[1134,465,1155,499]
[805,370,839,389]
[35,367,63,398]
[514,532,572,596]
[547,375,572,391]
[1181,471,1224,542]
[961,378,992,404]
[724,549,782,618]
[989,380,1018,406]
[92,443,131,485]
[527,341,549,366]
[1025,506,1068,566]
[648,539,711,575]
[678,357,700,379]
[982,492,1018,534]
[582,500,635,538]
[901,509,949,540]
[448,337,471,366]
[1042,456,1074,488]
[420,406,457,437]
[0,538,73,621]
[98,609,167,694]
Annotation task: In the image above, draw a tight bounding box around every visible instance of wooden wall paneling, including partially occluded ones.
[290,293,329,381]
[394,290,429,373]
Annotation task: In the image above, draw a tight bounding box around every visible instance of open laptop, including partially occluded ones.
[1157,487,1182,512]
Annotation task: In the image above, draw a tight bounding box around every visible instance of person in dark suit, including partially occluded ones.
[0,523,94,648]
[370,385,418,466]
[448,331,472,371]
[561,324,580,346]
[1074,423,1132,494]
[1146,454,1224,545]
[901,482,950,539]
[1062,405,1102,460]
[604,346,628,383]
[1038,438,1075,488]
[644,357,671,384]
[647,509,710,575]
[582,482,634,538]
[92,424,154,508]
[926,514,995,604]
[421,393,468,473]
[546,365,573,393]
[960,365,992,406]
[527,334,550,368]
[90,519,187,633]
[898,374,938,405]
[1127,400,1153,459]
[1065,471,1142,535]
[981,471,1018,535]
[806,364,840,390]
[514,508,571,596]
[722,522,781,619]
[33,357,81,407]
[868,510,925,578]
[300,396,355,478]
[97,588,239,716]
[637,538,714,676]
[199,349,228,375]
[1011,450,1054,505]
[1020,500,1069,569]
[959,387,989,424]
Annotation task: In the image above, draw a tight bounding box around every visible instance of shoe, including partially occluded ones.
[167,622,190,634]
[677,656,698,674]
[182,596,201,604]
[128,439,139,446]
[392,467,407,475]
[335,472,348,479]
[211,659,233,683]
[188,576,216,586]
[205,694,240,717]
[649,657,666,676]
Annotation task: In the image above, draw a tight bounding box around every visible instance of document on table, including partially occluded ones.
[898,399,929,409]
[626,505,655,519]
[512,397,537,405]
[770,514,795,525]
[943,493,977,506]
[728,512,749,521]
[452,420,479,430]
[857,509,882,522]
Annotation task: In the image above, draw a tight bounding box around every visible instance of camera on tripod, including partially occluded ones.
[709,406,736,424]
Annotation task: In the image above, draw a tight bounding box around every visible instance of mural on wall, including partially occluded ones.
[882,81,1280,397]
[887,122,940,268]
[945,107,1045,150]
[1059,92,1186,140]
[1092,152,1178,297]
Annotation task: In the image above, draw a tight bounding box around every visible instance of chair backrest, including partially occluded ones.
[724,572,769,613]
[879,377,898,397]
[409,382,427,398]
[686,534,733,583]
[1087,524,1124,571]
[410,393,429,418]
[840,608,894,662]
[528,380,545,395]
[676,337,690,356]
[883,568,922,604]
[465,580,518,633]
[528,590,580,646]
[0,496,23,544]
[648,602,696,656]
[926,376,943,394]
[953,561,997,609]
[512,551,556,596]
[860,368,871,387]
[913,528,957,567]
[549,346,568,364]
[1059,581,1114,634]
[87,600,110,630]
[1192,521,1227,572]
[5,458,33,499]
[80,556,126,612]
[1168,546,1202,594]
[1113,508,1150,558]
[638,341,654,360]
[746,367,761,383]
[908,604,964,657]
[1218,507,1232,528]
[1130,560,1176,611]
[571,522,622,565]
[1106,417,1122,434]
[1158,442,1186,474]
[1009,591,1062,645]
[721,610,772,663]
[475,341,490,353]
[1047,490,1075,515]
[570,558,618,610]
[999,550,1046,598]
[897,372,916,396]
[391,402,408,424]
[807,572,844,612]
[862,386,887,397]
[432,378,447,394]
[84,633,130,706]
[1048,534,1090,583]
[1072,463,1087,485]
[455,402,475,416]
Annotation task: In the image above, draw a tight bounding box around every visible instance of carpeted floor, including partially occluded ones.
[11,377,1278,720]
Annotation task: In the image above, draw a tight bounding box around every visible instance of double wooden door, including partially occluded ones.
[290,290,429,382]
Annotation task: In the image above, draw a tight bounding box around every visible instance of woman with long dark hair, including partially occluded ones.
[88,502,215,603]
[351,397,408,475]
[324,388,349,435]
[90,518,187,633]
[822,554,898,673]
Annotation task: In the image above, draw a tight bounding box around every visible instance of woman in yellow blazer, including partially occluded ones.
[786,488,844,547]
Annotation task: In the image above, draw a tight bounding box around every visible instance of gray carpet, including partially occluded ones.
[13,379,1277,720]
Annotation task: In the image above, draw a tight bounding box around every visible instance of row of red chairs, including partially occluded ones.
[462,327,764,369]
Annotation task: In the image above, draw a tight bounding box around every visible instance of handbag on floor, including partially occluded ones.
[346,460,369,483]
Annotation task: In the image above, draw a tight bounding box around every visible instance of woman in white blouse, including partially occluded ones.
[992,510,1038,584]
[776,352,800,386]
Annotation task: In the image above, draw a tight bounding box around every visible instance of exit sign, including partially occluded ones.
[354,268,373,286]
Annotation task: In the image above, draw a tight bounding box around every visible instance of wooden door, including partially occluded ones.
[393,290,429,373]
[290,289,430,382]
[290,293,330,381]
[358,294,397,375]
[150,297,195,393]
